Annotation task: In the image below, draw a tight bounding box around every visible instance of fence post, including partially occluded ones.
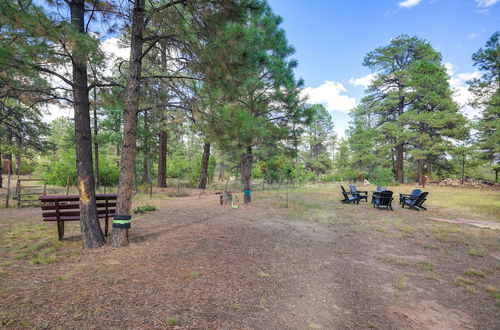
[5,162,12,208]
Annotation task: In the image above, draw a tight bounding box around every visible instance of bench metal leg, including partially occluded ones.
[56,220,65,240]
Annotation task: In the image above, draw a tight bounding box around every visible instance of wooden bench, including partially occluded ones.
[39,194,117,240]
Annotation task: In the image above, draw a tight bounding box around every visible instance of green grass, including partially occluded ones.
[166,317,179,326]
[0,223,78,266]
[468,247,487,257]
[57,273,73,281]
[464,268,485,277]
[395,276,407,290]
[133,204,157,214]
[454,276,476,286]
[188,271,200,279]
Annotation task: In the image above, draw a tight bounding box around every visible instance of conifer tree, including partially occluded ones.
[363,35,441,183]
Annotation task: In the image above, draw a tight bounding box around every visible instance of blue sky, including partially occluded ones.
[267,0,500,137]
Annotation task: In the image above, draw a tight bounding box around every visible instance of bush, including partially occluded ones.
[133,204,157,214]
[368,166,394,186]
[40,151,120,186]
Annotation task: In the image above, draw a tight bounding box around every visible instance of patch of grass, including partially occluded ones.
[454,276,475,287]
[468,247,487,257]
[229,304,240,310]
[57,273,72,281]
[0,262,13,267]
[256,271,270,278]
[133,204,157,214]
[464,268,485,277]
[188,271,200,279]
[425,272,439,281]
[166,317,179,327]
[485,285,500,300]
[30,255,59,265]
[377,256,411,266]
[308,323,322,329]
[465,285,478,294]
[395,276,407,290]
[368,322,380,329]
[0,287,12,295]
[417,261,435,272]
[423,244,438,250]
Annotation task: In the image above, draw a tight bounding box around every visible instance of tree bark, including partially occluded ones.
[198,141,210,189]
[157,129,167,187]
[395,143,404,184]
[0,148,3,188]
[241,145,253,203]
[142,111,150,185]
[417,159,425,187]
[112,0,146,248]
[218,161,225,181]
[93,88,99,189]
[70,0,104,249]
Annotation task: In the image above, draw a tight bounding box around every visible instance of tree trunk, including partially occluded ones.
[157,129,167,187]
[218,161,225,181]
[2,153,12,175]
[70,0,104,249]
[395,143,404,184]
[495,169,498,183]
[112,0,145,248]
[142,111,150,185]
[417,159,425,187]
[241,145,253,203]
[0,148,3,188]
[93,88,99,189]
[114,143,120,156]
[198,141,210,189]
[461,153,465,185]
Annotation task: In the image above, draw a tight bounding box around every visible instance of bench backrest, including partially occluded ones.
[39,194,117,222]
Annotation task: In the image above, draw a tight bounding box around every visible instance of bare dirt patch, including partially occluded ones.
[0,187,499,329]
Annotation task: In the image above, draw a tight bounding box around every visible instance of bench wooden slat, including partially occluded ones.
[43,212,115,222]
[42,209,116,218]
[41,202,116,211]
[39,194,117,202]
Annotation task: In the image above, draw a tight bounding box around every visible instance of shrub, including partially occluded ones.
[368,166,394,186]
[133,205,157,214]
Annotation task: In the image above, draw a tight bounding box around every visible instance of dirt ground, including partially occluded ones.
[0,186,499,329]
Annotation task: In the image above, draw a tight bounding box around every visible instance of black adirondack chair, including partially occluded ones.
[340,186,360,204]
[373,190,394,210]
[371,186,386,204]
[349,184,368,202]
[402,191,428,210]
[399,189,422,205]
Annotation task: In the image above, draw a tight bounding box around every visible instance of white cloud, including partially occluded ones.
[101,37,130,61]
[349,73,376,88]
[398,0,423,8]
[475,0,499,7]
[467,29,485,40]
[302,81,357,113]
[444,62,455,76]
[446,63,481,119]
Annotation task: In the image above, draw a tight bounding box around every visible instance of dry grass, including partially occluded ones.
[0,183,498,328]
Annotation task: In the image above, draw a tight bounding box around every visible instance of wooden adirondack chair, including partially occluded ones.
[373,190,394,211]
[340,186,360,204]
[399,189,422,205]
[349,185,368,202]
[402,191,429,210]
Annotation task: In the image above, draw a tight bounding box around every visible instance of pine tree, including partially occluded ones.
[469,32,500,181]
[363,35,442,183]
